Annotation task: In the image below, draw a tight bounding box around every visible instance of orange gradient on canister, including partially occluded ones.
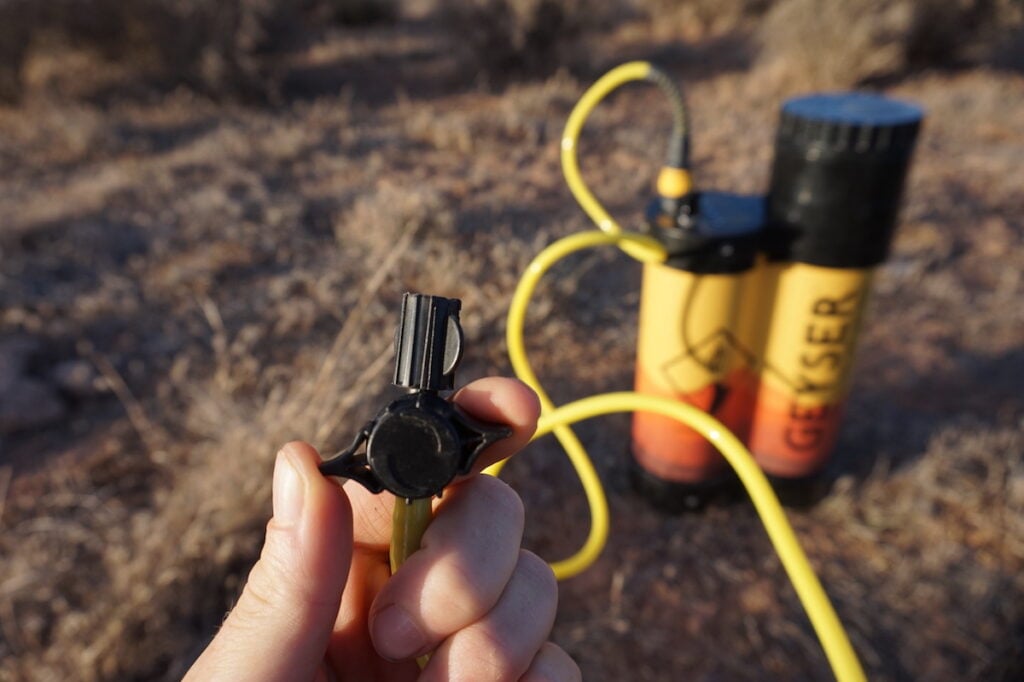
[748,263,873,478]
[632,262,760,483]
[633,367,757,482]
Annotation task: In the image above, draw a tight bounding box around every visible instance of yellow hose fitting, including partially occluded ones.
[656,166,692,199]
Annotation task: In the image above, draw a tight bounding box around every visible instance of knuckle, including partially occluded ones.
[387,549,498,634]
[230,560,283,627]
[471,475,525,532]
[521,643,582,682]
[517,550,558,604]
[462,627,521,682]
[426,632,518,682]
[406,478,532,634]
[433,556,494,624]
[230,525,337,621]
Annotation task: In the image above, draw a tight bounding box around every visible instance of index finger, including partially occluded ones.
[451,376,540,474]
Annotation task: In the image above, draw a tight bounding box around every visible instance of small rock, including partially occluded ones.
[51,358,105,398]
[0,335,40,391]
[1010,472,1024,508]
[738,580,775,615]
[0,378,66,434]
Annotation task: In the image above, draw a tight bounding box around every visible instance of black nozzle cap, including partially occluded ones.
[766,93,924,268]
[644,191,764,274]
[393,293,463,392]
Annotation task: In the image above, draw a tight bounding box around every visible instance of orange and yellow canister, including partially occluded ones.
[632,93,923,508]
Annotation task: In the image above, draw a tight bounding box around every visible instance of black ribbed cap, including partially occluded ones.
[393,294,463,392]
[767,93,924,268]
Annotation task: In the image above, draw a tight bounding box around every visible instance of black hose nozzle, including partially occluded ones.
[319,292,510,499]
[393,293,463,392]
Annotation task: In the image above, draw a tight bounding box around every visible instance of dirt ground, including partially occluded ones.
[1,9,1022,682]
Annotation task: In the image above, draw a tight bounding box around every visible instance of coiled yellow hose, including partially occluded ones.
[486,230,864,682]
[559,61,668,262]
[488,60,866,681]
[536,391,866,682]
[395,60,866,682]
[484,231,666,581]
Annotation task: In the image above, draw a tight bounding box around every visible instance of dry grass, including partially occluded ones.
[5,0,1021,101]
[815,421,1024,680]
[435,0,591,79]
[637,0,773,40]
[757,0,1024,89]
[1,219,399,680]
[0,180,504,679]
[0,0,402,103]
[1,5,1023,682]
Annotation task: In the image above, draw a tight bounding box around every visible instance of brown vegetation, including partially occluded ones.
[0,0,399,103]
[1,1,1022,680]
[758,0,1024,88]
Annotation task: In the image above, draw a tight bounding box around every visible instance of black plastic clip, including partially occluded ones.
[319,293,511,499]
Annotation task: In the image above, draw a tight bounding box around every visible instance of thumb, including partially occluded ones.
[186,442,353,682]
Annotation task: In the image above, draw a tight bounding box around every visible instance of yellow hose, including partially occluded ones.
[390,497,433,574]
[399,61,865,681]
[484,231,665,580]
[486,229,865,682]
[560,61,658,263]
[390,497,433,669]
[536,393,865,682]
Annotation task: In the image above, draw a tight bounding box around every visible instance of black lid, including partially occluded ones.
[767,93,924,267]
[645,191,764,274]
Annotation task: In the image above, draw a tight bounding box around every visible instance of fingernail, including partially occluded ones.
[272,450,304,526]
[371,605,426,661]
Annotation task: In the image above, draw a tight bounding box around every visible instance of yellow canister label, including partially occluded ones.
[748,262,873,476]
[632,261,757,482]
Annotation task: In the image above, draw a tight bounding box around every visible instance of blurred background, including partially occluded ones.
[1,0,1022,679]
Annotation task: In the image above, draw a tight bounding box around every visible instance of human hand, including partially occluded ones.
[186,377,581,681]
